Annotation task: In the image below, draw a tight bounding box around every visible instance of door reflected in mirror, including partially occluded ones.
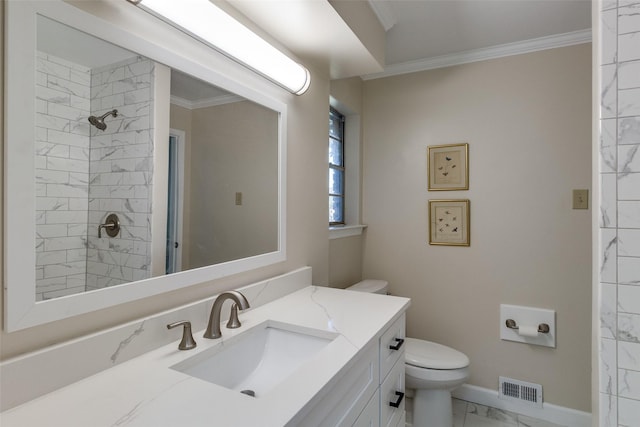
[35,15,279,301]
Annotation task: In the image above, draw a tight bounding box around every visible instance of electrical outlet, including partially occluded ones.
[572,189,589,210]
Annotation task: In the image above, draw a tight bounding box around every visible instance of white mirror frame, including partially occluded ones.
[4,0,287,332]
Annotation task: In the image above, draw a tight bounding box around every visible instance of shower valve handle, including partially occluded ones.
[98,213,120,238]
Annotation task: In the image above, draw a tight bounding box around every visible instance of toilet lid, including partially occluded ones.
[405,338,469,370]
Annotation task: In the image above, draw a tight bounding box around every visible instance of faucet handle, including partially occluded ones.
[226,304,242,329]
[167,320,197,350]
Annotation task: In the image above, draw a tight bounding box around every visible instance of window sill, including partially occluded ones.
[329,224,367,240]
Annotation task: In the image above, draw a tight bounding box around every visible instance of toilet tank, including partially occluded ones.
[347,279,389,294]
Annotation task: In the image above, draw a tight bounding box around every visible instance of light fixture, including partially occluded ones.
[127,0,311,95]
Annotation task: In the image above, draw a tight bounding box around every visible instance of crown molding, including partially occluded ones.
[367,0,396,32]
[362,29,592,80]
[169,94,244,110]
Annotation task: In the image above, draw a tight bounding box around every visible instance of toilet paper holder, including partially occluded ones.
[505,319,550,334]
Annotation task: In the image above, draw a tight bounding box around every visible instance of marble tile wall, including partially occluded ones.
[35,51,91,301]
[86,56,155,290]
[598,1,640,425]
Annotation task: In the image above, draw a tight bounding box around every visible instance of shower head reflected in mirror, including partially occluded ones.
[88,109,118,131]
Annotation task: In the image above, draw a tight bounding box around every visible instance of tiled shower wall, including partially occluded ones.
[86,56,154,290]
[598,1,640,426]
[34,53,154,299]
[35,51,91,301]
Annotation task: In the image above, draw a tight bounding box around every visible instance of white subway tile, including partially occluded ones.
[36,250,67,266]
[45,211,88,225]
[46,157,89,173]
[48,103,86,122]
[37,58,70,80]
[619,173,640,199]
[37,85,70,105]
[69,70,91,87]
[69,147,89,161]
[47,129,90,148]
[619,4,640,34]
[619,201,640,227]
[619,368,640,399]
[35,277,68,294]
[620,60,640,89]
[35,197,68,212]
[620,341,640,371]
[619,312,640,342]
[36,142,70,158]
[42,286,85,300]
[43,260,86,277]
[620,285,640,313]
[620,87,640,117]
[619,116,640,145]
[619,256,640,285]
[36,113,70,132]
[619,397,640,426]
[36,169,69,185]
[67,223,88,236]
[620,229,640,256]
[620,32,640,62]
[47,75,90,99]
[36,224,68,238]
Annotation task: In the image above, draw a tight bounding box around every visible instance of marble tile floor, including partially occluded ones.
[406,398,566,427]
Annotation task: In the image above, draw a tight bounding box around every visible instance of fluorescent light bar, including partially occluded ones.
[131,0,310,95]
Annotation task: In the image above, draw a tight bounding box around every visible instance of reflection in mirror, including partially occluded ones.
[34,15,278,301]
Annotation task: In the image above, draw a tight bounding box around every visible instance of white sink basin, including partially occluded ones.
[171,321,337,398]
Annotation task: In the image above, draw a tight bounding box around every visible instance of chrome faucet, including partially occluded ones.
[204,291,250,339]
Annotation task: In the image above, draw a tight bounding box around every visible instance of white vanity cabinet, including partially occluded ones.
[377,314,406,427]
[296,313,406,427]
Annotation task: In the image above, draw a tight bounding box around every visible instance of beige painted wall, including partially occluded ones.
[0,2,330,359]
[188,101,278,268]
[362,45,592,411]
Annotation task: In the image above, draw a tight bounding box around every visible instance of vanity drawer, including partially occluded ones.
[352,390,381,427]
[379,314,406,380]
[297,342,379,427]
[380,356,405,427]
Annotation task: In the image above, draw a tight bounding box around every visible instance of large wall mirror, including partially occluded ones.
[4,1,287,331]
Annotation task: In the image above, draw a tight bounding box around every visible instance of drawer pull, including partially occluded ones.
[389,338,405,351]
[389,391,405,408]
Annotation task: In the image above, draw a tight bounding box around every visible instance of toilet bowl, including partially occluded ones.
[346,280,470,427]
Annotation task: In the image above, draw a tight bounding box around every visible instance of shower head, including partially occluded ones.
[88,109,118,131]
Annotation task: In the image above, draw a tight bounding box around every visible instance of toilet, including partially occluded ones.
[346,280,470,427]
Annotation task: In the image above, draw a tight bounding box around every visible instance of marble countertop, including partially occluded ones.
[1,286,409,427]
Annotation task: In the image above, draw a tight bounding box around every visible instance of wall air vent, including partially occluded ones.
[498,376,543,408]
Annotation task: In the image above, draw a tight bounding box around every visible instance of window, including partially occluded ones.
[329,108,345,225]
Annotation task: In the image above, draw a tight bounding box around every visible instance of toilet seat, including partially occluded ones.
[405,338,469,370]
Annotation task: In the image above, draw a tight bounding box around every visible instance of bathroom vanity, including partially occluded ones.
[1,278,409,427]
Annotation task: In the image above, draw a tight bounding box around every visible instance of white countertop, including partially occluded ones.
[1,286,409,427]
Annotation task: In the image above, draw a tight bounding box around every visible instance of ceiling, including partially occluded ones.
[370,0,592,66]
[230,0,592,80]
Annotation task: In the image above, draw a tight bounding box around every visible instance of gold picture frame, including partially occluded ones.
[428,143,469,191]
[428,199,470,246]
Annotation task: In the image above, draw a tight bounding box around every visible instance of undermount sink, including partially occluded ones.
[171,321,337,398]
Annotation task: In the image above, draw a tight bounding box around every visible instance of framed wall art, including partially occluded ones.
[428,143,469,191]
[428,199,470,246]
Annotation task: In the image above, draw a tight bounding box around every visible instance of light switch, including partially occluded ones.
[572,189,589,209]
[235,192,242,206]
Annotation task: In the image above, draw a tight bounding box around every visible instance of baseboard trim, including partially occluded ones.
[452,384,592,427]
